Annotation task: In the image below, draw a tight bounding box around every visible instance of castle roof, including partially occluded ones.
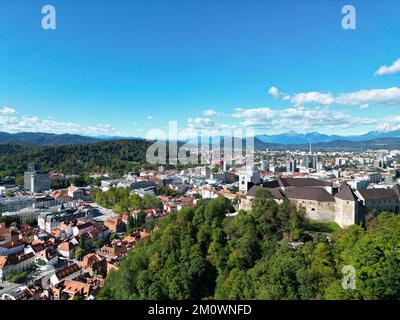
[278,177,331,188]
[246,185,285,199]
[285,187,335,202]
[358,188,398,201]
[392,184,400,197]
[335,182,357,201]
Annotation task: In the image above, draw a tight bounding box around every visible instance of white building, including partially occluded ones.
[2,207,48,223]
[238,165,261,194]
[38,206,93,233]
[0,252,35,280]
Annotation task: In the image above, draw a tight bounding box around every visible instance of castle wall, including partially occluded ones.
[239,197,283,212]
[288,199,336,223]
[334,198,357,228]
[363,199,399,213]
[240,194,359,229]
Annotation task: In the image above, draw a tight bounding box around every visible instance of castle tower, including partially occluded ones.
[334,182,358,227]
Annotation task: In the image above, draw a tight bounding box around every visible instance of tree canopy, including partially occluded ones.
[97,193,400,300]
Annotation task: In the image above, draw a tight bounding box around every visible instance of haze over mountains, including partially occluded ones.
[1,130,400,150]
[255,130,400,144]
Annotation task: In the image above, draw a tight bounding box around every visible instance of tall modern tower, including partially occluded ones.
[286,154,297,172]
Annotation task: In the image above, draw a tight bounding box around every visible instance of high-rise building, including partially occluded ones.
[201,164,211,179]
[24,164,50,193]
[377,153,386,168]
[261,148,270,172]
[261,160,270,172]
[302,142,317,169]
[286,154,297,172]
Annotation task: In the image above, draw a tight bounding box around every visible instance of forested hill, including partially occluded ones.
[0,131,101,145]
[98,192,400,300]
[0,139,153,177]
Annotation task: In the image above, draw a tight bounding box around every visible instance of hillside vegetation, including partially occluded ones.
[0,139,152,178]
[98,191,400,300]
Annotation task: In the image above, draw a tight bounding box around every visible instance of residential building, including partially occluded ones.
[0,252,35,280]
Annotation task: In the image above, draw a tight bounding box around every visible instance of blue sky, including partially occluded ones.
[0,0,400,137]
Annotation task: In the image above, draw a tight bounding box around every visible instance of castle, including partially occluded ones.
[239,176,400,228]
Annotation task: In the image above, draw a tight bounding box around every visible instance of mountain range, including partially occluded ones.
[255,129,400,144]
[1,130,400,150]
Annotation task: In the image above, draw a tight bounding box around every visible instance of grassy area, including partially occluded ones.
[305,219,341,233]
[5,271,29,284]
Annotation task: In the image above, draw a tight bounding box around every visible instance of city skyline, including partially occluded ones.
[1,1,400,138]
[1,1,400,305]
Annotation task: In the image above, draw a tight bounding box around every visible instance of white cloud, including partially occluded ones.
[202,109,221,117]
[0,111,116,136]
[374,58,400,76]
[230,105,375,132]
[187,117,215,129]
[359,104,369,109]
[377,115,400,132]
[232,107,275,120]
[0,107,16,114]
[291,91,334,106]
[336,87,400,105]
[183,117,237,138]
[268,86,280,97]
[268,86,290,100]
[272,86,400,107]
[147,115,153,120]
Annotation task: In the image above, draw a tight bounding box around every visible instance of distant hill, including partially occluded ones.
[184,136,281,151]
[184,135,400,151]
[95,135,145,141]
[310,137,400,150]
[256,131,343,144]
[0,132,101,146]
[256,130,400,145]
[253,137,400,151]
[1,130,400,152]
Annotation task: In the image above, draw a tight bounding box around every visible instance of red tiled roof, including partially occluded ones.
[55,263,81,279]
